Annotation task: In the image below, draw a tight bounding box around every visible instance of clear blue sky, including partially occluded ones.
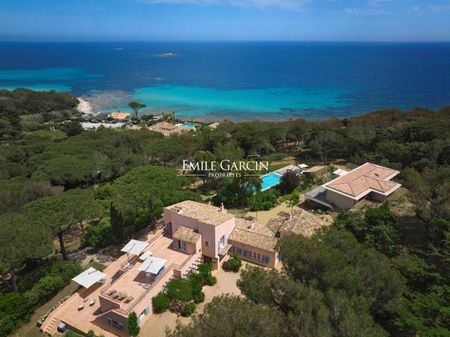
[1,0,449,41]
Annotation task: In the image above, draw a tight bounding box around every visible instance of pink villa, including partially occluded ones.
[41,200,280,337]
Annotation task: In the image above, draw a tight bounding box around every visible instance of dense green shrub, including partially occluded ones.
[227,255,242,272]
[198,262,212,279]
[0,292,33,337]
[249,190,278,211]
[206,275,217,286]
[166,278,193,302]
[25,275,65,306]
[128,311,140,337]
[66,331,84,337]
[152,292,170,313]
[193,290,205,304]
[277,170,300,194]
[83,217,113,249]
[188,273,205,303]
[182,302,196,317]
[0,260,81,336]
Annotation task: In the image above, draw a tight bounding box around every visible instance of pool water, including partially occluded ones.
[180,123,196,129]
[261,172,282,191]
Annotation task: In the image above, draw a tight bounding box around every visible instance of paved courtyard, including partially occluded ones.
[139,263,243,337]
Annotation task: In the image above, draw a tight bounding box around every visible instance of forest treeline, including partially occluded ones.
[0,89,449,336]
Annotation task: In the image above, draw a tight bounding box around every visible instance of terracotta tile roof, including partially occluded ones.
[324,162,400,198]
[267,209,326,237]
[304,165,327,173]
[229,226,278,252]
[235,218,275,237]
[109,112,130,120]
[166,200,234,226]
[172,226,201,243]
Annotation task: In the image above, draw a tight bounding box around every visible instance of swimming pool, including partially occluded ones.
[180,123,196,129]
[261,172,282,191]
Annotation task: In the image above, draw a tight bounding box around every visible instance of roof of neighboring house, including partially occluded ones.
[109,112,130,120]
[172,225,201,243]
[333,168,348,176]
[266,209,326,237]
[151,122,177,130]
[324,162,400,199]
[166,200,234,226]
[148,122,192,136]
[304,165,327,173]
[209,122,220,129]
[229,227,278,252]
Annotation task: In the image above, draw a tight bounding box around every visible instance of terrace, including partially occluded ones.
[42,233,193,337]
[99,236,189,314]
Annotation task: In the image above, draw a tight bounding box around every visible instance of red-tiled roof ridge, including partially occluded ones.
[324,162,399,198]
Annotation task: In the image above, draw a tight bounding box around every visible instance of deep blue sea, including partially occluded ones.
[1,41,450,120]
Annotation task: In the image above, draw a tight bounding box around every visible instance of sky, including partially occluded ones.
[0,0,449,41]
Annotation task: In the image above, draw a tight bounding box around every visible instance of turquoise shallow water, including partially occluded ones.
[1,42,450,120]
[0,67,94,93]
[130,85,350,119]
[0,67,92,81]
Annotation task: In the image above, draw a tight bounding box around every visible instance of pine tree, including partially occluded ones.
[110,203,125,244]
[128,311,140,337]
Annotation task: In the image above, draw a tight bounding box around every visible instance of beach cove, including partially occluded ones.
[1,42,450,120]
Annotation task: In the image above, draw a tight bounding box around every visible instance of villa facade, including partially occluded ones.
[42,200,283,337]
[163,200,280,269]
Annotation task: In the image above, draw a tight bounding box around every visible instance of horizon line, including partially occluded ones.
[1,39,450,43]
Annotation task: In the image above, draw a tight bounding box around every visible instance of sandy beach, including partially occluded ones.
[76,97,95,115]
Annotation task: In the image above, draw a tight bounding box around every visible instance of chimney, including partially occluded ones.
[220,203,226,213]
[250,221,255,230]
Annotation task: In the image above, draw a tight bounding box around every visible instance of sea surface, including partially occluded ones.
[1,41,450,120]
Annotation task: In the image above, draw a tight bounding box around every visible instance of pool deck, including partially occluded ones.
[261,165,301,191]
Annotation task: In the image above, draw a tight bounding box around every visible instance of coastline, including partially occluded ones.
[76,97,95,115]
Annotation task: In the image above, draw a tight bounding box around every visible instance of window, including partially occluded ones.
[236,248,242,255]
[205,241,209,247]
[253,252,257,259]
[112,320,124,330]
[262,255,270,264]
[257,253,261,260]
[106,317,112,326]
